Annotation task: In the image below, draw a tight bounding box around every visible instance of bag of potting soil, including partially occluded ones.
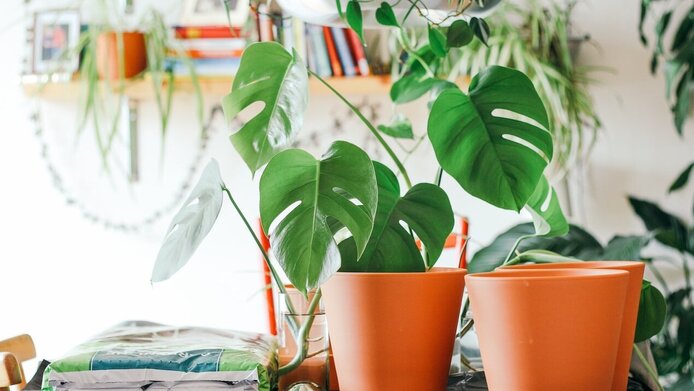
[41,321,277,391]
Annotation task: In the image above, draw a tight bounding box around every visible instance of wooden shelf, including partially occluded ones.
[21,73,394,100]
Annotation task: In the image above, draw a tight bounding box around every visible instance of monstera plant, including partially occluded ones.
[151,1,572,386]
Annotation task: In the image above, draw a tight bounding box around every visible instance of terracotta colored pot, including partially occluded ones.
[466,269,630,391]
[321,268,467,391]
[500,261,645,391]
[96,31,147,80]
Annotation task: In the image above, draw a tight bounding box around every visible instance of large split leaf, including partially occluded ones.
[525,175,568,236]
[428,66,553,211]
[339,162,454,272]
[468,223,603,273]
[152,160,224,282]
[259,141,377,294]
[222,42,308,174]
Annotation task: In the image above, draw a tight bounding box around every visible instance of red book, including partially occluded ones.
[323,26,343,77]
[180,49,244,59]
[174,26,243,39]
[345,29,370,76]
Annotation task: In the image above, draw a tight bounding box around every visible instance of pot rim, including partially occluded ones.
[331,267,467,278]
[467,268,628,281]
[499,260,644,270]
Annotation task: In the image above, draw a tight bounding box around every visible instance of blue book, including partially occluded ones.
[307,25,332,77]
[330,27,356,77]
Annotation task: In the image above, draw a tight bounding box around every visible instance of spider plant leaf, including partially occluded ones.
[222,42,308,175]
[151,160,224,283]
[428,65,553,211]
[259,141,378,295]
[339,162,454,272]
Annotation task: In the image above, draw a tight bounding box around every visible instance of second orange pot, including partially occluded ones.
[466,269,630,391]
[321,268,467,391]
[96,31,147,80]
[501,261,645,391]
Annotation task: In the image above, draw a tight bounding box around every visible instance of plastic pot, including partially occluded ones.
[96,31,147,80]
[466,269,630,391]
[321,268,467,391]
[500,261,645,391]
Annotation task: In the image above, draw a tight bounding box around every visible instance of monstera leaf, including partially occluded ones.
[259,141,377,294]
[222,42,308,174]
[339,162,454,272]
[525,176,568,236]
[428,66,553,211]
[151,160,224,282]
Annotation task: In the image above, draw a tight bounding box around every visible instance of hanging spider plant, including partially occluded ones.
[447,0,603,177]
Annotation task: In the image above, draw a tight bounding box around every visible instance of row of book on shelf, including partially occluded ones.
[167,6,373,78]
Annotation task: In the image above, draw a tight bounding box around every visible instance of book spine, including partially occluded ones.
[346,29,370,76]
[307,25,332,77]
[174,26,242,39]
[331,27,356,77]
[292,18,307,61]
[257,5,274,42]
[175,49,244,59]
[323,26,343,77]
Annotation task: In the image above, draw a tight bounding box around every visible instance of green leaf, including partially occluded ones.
[525,175,568,236]
[375,2,398,27]
[669,162,694,193]
[447,20,474,48]
[468,223,604,273]
[222,42,308,174]
[377,113,414,139]
[634,280,667,342]
[673,67,692,135]
[339,163,454,272]
[428,26,448,57]
[259,141,377,294]
[335,0,344,20]
[638,0,651,45]
[428,66,553,211]
[599,235,650,260]
[470,17,490,46]
[628,196,688,232]
[346,0,364,43]
[151,160,224,282]
[390,73,454,104]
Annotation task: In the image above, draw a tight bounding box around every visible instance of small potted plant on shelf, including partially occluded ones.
[148,1,645,390]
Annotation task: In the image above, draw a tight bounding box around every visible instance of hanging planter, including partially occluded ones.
[96,31,147,80]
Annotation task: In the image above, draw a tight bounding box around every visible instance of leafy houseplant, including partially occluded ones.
[639,0,694,136]
[152,1,577,389]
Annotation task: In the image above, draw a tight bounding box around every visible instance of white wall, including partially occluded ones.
[0,0,692,367]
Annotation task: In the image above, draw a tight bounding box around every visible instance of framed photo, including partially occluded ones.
[180,0,250,27]
[32,10,80,74]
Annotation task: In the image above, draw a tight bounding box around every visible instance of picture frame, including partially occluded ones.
[180,0,250,27]
[32,9,80,74]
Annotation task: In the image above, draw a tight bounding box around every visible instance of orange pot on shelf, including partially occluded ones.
[96,31,147,80]
[321,268,467,391]
[466,269,630,391]
[500,261,645,391]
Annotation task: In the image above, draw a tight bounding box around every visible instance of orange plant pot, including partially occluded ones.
[466,269,630,391]
[501,261,645,391]
[96,31,147,80]
[321,268,467,391]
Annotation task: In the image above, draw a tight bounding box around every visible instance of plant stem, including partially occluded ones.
[633,343,664,391]
[434,166,443,186]
[307,69,413,189]
[278,289,323,375]
[502,235,534,265]
[222,187,298,318]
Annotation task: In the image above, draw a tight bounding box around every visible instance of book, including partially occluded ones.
[292,18,308,62]
[322,26,343,77]
[174,26,243,39]
[330,27,356,77]
[307,25,332,77]
[346,29,370,76]
[257,4,274,42]
[169,58,241,76]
